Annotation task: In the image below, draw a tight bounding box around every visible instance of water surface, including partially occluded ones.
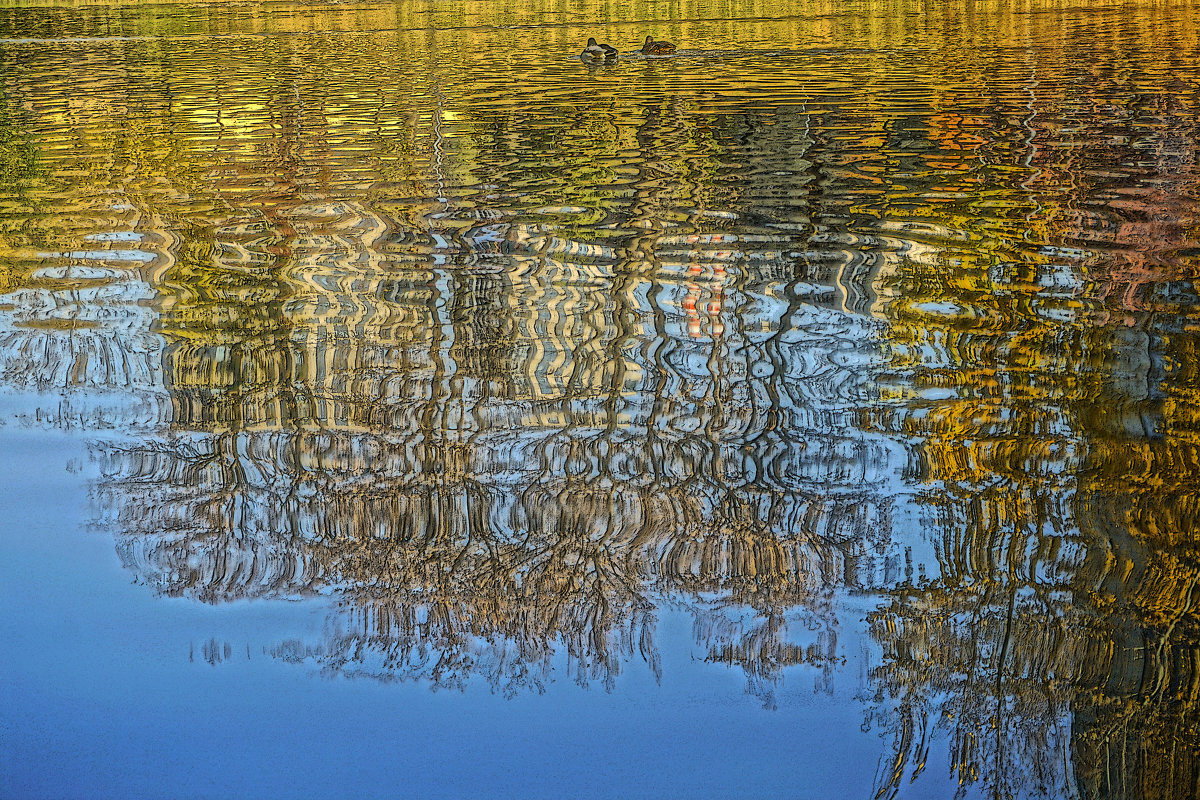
[1,0,1199,797]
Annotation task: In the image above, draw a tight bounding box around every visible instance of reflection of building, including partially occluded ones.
[0,202,176,427]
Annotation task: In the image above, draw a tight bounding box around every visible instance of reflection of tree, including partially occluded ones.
[96,376,887,702]
[863,70,1200,799]
[1068,328,1200,800]
[868,580,1083,799]
[54,39,910,701]
[866,348,1200,799]
[2,3,1198,793]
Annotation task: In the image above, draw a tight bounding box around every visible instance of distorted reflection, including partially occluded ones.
[1,0,1198,796]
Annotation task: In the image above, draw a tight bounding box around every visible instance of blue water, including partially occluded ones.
[2,424,895,799]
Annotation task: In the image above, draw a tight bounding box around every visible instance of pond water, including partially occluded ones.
[1,0,1199,797]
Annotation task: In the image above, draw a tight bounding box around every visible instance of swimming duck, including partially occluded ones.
[641,36,677,55]
[581,37,618,60]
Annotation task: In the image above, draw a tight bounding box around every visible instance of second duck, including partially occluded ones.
[641,36,677,55]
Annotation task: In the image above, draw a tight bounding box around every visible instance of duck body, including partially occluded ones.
[581,37,619,60]
[641,35,676,55]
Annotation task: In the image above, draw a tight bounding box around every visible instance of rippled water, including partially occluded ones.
[2,0,1199,797]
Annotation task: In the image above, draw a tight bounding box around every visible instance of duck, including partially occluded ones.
[581,37,619,60]
[641,36,677,55]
